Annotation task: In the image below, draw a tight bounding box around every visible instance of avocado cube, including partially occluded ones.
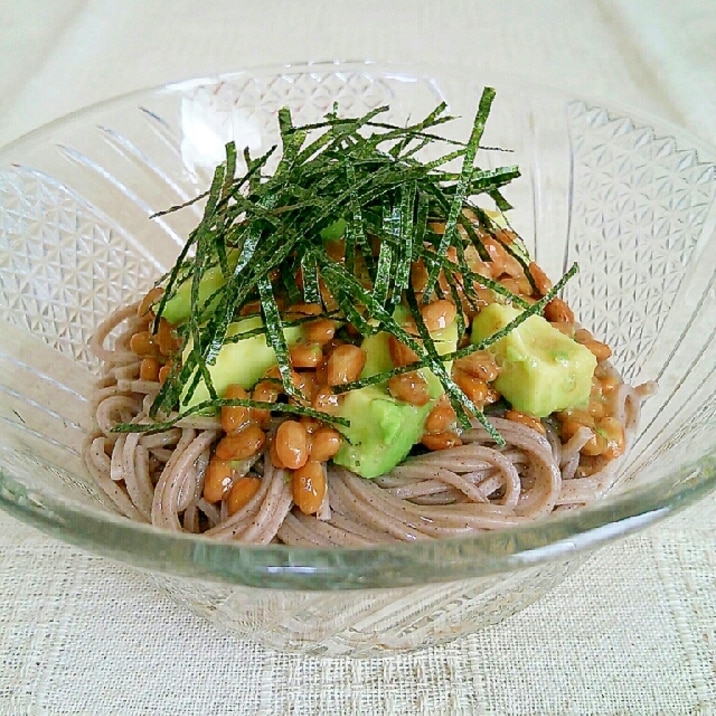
[471,303,597,417]
[333,308,460,478]
[181,316,303,409]
[333,385,432,478]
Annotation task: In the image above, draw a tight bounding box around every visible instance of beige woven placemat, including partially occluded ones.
[1,1,715,713]
[1,493,714,715]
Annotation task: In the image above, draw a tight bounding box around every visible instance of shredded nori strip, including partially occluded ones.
[115,89,579,443]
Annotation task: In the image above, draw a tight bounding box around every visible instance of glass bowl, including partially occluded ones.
[1,61,714,657]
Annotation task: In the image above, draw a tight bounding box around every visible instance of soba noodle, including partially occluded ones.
[83,300,650,544]
[83,98,657,545]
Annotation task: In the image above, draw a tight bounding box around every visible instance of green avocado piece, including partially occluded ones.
[470,303,597,417]
[160,251,239,325]
[431,317,459,377]
[319,217,347,242]
[333,308,459,478]
[360,331,394,379]
[333,385,433,478]
[181,316,303,409]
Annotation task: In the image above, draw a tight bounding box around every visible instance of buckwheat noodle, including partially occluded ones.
[84,300,653,545]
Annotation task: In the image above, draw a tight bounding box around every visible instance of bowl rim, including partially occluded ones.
[3,58,716,157]
[1,59,715,590]
[1,453,714,589]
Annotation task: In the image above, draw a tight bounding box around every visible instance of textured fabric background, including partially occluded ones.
[1,499,715,715]
[1,1,715,713]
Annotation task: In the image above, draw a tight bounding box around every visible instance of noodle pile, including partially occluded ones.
[83,301,649,545]
[82,97,658,545]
